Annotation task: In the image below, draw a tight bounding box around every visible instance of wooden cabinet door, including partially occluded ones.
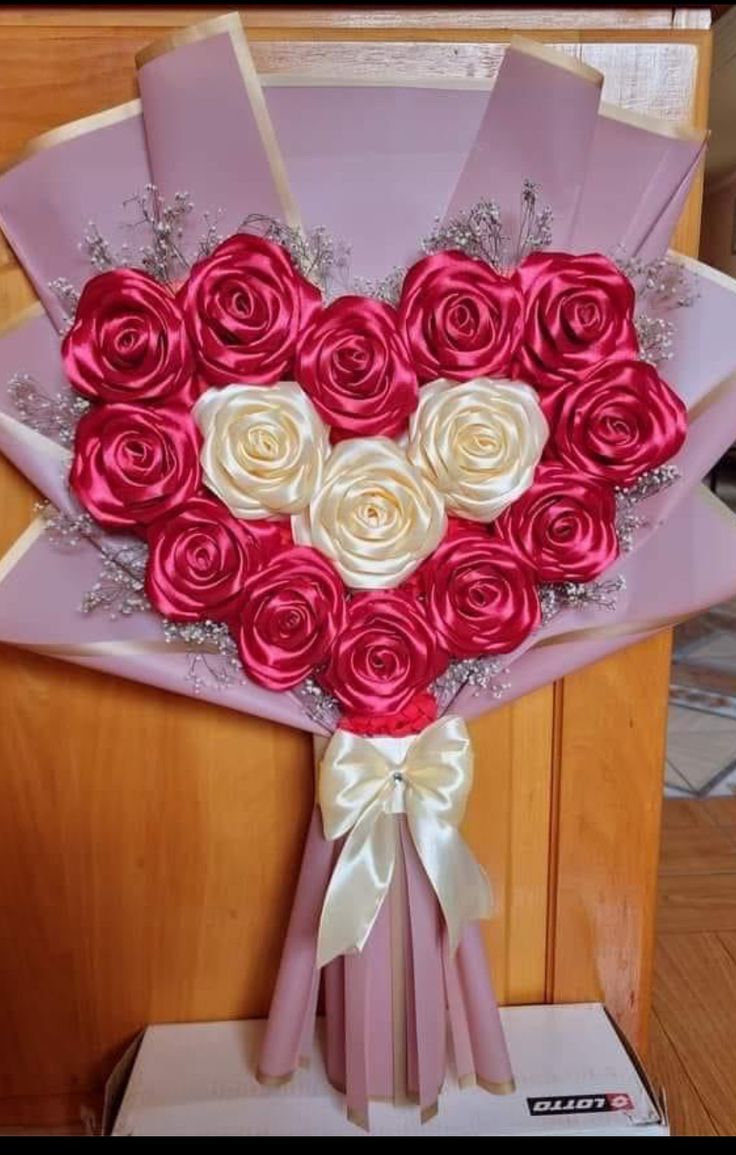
[0,7,710,1129]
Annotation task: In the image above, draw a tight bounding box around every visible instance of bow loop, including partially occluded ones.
[316,715,491,968]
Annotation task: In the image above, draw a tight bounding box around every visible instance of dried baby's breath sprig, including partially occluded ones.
[8,373,89,448]
[614,465,681,552]
[293,676,343,730]
[422,198,509,270]
[351,266,406,307]
[163,619,245,695]
[514,179,554,264]
[197,209,226,259]
[81,538,150,620]
[432,656,507,713]
[123,185,194,283]
[48,277,80,329]
[38,504,97,551]
[616,254,697,366]
[539,577,626,625]
[81,221,119,272]
[422,182,553,272]
[239,213,351,298]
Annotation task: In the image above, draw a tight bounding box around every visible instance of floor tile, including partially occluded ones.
[686,633,736,668]
[665,760,694,793]
[666,707,736,792]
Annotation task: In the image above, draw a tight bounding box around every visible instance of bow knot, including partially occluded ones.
[316,715,491,968]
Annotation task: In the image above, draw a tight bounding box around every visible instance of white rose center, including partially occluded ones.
[293,437,446,589]
[194,382,329,519]
[408,376,548,522]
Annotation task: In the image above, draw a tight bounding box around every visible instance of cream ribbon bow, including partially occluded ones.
[316,715,491,969]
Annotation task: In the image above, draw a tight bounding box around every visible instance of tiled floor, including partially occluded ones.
[666,701,736,797]
[666,468,736,798]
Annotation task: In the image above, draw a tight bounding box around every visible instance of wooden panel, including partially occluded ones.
[465,687,554,1006]
[0,6,710,1125]
[0,9,704,31]
[549,631,671,1046]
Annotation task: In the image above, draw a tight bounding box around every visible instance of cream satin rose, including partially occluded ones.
[193,382,329,519]
[407,376,548,522]
[292,437,446,589]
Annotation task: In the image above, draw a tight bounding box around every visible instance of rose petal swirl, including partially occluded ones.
[407,377,548,522]
[320,590,445,715]
[495,462,619,583]
[420,531,541,658]
[145,494,284,622]
[235,546,345,691]
[398,250,523,382]
[178,234,321,386]
[295,295,418,439]
[194,382,329,519]
[513,252,638,389]
[292,437,447,589]
[70,403,200,531]
[63,268,195,404]
[542,358,687,486]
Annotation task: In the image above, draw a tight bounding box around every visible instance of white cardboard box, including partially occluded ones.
[106,1003,668,1136]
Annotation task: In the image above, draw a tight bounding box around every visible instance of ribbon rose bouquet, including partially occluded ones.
[2,13,736,1130]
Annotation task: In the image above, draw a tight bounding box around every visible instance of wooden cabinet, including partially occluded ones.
[0,8,711,1128]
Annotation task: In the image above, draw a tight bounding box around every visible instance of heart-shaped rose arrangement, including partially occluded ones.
[64,234,687,733]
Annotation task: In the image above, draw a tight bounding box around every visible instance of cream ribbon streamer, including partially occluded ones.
[316,715,491,969]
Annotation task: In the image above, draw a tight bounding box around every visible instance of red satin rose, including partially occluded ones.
[145,495,283,622]
[397,250,523,382]
[70,404,200,531]
[178,235,321,386]
[235,547,344,691]
[495,463,619,583]
[62,268,195,404]
[542,358,687,486]
[295,296,417,438]
[342,690,438,737]
[321,590,446,715]
[421,532,540,658]
[513,252,638,389]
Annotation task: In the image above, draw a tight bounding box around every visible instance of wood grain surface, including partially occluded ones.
[0,7,710,1128]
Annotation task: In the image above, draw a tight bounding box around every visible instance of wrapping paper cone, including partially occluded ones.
[447,40,603,249]
[573,106,706,258]
[136,13,298,236]
[263,80,489,283]
[0,102,150,331]
[257,810,512,1127]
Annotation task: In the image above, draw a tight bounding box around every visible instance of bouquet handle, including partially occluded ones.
[257,732,514,1128]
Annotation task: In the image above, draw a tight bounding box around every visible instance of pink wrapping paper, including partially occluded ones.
[0,105,150,331]
[263,81,488,282]
[0,28,731,735]
[0,483,731,737]
[448,42,604,249]
[137,14,298,235]
[573,108,706,259]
